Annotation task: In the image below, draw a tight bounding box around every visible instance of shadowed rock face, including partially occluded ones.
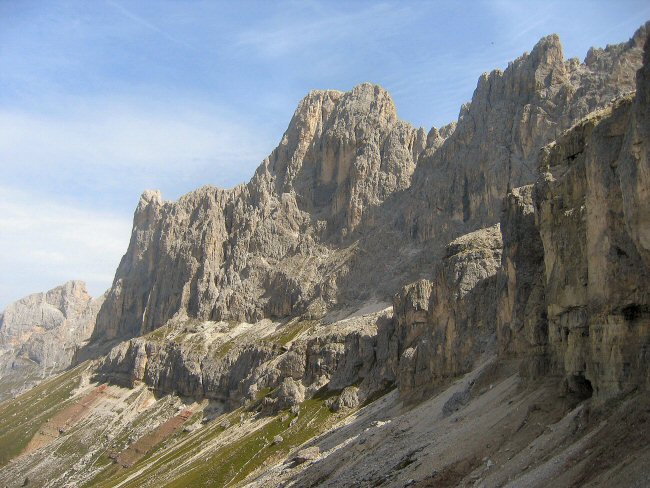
[534,87,650,399]
[495,26,650,400]
[391,224,502,400]
[495,185,548,378]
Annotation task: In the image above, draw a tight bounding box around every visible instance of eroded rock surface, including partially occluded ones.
[496,26,650,399]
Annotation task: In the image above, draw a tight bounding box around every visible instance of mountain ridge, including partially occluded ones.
[88,24,647,347]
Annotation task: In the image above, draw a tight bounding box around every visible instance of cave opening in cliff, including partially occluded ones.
[569,374,594,400]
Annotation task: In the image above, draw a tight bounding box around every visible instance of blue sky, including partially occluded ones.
[1,0,649,308]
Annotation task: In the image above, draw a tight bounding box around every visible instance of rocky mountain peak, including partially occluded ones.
[88,27,647,345]
[529,33,564,67]
[0,280,92,344]
[44,280,92,320]
[138,189,163,207]
[266,81,418,231]
[400,26,646,252]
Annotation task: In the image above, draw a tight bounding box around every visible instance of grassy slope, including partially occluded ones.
[86,389,341,488]
[0,361,90,466]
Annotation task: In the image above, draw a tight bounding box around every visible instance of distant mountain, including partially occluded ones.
[0,280,103,400]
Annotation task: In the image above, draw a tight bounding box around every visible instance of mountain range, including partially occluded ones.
[0,22,649,488]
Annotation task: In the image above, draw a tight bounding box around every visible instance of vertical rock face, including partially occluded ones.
[0,281,103,398]
[394,24,650,402]
[496,185,548,378]
[496,27,650,399]
[272,84,424,232]
[619,29,650,269]
[91,26,646,360]
[534,92,650,399]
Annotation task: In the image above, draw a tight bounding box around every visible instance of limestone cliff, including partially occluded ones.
[496,29,650,400]
[391,36,650,401]
[91,26,647,347]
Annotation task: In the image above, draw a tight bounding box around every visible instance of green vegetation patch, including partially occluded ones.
[213,338,236,358]
[268,320,316,346]
[0,362,90,466]
[86,388,344,488]
[165,389,338,488]
[86,408,241,488]
[145,323,174,342]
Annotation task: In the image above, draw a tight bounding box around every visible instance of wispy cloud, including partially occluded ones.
[236,3,416,59]
[0,104,264,170]
[0,95,275,309]
[0,186,132,309]
[0,97,275,206]
[105,0,194,49]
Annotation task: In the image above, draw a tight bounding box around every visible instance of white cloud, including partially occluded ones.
[0,101,269,174]
[0,95,278,310]
[236,3,415,59]
[0,186,132,309]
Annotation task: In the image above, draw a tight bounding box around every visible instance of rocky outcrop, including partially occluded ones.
[392,225,502,400]
[0,281,103,398]
[95,309,393,408]
[399,31,650,400]
[88,26,646,348]
[95,322,278,403]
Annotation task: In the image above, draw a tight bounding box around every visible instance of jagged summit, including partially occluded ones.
[400,25,646,247]
[138,189,163,206]
[525,32,564,65]
[89,27,647,345]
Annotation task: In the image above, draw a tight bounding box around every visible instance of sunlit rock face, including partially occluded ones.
[494,25,650,400]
